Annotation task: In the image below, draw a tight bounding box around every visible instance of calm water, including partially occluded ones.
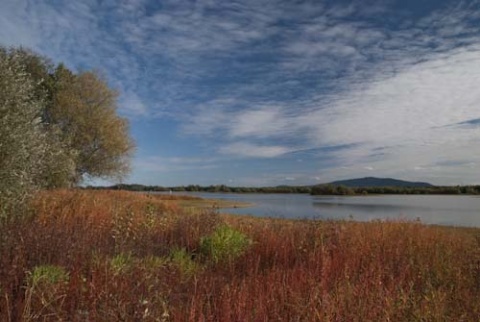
[171,192,480,227]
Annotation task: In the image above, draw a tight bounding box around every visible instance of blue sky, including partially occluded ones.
[1,0,480,186]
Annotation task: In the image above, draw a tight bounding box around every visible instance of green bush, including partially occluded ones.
[29,265,69,287]
[200,225,251,264]
[142,255,168,271]
[170,248,198,277]
[109,252,134,275]
[24,265,70,319]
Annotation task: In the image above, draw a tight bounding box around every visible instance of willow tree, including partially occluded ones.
[49,67,135,184]
[0,49,75,216]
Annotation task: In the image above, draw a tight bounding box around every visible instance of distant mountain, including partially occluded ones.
[328,177,433,188]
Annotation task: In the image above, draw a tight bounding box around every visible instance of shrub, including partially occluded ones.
[109,252,134,275]
[200,225,251,264]
[24,265,70,319]
[142,255,168,271]
[29,265,69,286]
[170,248,198,277]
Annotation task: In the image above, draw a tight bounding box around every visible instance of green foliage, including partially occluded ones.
[0,49,41,215]
[170,248,198,277]
[50,68,135,183]
[29,265,69,287]
[0,48,74,218]
[110,252,134,275]
[311,184,355,195]
[311,184,480,195]
[24,265,70,320]
[0,46,134,218]
[101,183,314,194]
[142,255,168,271]
[200,225,251,263]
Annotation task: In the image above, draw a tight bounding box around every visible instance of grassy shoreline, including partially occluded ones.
[157,196,253,211]
[1,189,480,320]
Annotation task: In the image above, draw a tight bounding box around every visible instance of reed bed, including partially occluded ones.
[1,189,479,321]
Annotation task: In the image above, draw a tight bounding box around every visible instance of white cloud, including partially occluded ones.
[308,47,480,144]
[219,142,290,158]
[120,91,148,116]
[183,41,480,183]
[229,107,291,138]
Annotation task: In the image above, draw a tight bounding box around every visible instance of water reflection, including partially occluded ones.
[164,192,480,227]
[312,201,420,212]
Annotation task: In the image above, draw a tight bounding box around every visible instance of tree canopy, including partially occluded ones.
[0,46,135,215]
[50,66,134,183]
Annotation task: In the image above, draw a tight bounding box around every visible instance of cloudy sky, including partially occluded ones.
[1,0,480,186]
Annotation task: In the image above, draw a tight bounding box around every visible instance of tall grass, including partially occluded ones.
[1,189,480,320]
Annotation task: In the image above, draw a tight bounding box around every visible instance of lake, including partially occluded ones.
[168,192,480,227]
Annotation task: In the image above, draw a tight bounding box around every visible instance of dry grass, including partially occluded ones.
[1,189,480,321]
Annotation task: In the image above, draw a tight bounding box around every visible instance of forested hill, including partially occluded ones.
[328,177,433,187]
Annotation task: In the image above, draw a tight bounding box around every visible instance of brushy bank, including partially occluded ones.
[1,189,480,321]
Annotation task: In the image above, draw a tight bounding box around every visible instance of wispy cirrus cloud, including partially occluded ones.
[134,156,221,173]
[176,1,480,184]
[218,142,291,158]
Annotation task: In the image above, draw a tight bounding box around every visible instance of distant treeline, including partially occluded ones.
[88,184,480,195]
[311,185,480,195]
[88,184,312,194]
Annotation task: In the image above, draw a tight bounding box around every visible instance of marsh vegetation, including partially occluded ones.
[1,190,480,320]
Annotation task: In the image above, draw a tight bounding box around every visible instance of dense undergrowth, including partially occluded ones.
[1,189,480,321]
